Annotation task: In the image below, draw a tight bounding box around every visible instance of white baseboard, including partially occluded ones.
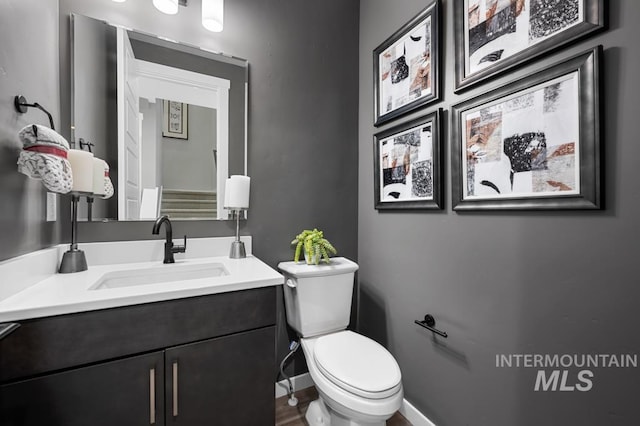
[275,372,315,398]
[275,374,437,426]
[399,398,437,426]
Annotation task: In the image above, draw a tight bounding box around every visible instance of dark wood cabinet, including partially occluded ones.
[0,351,165,426]
[165,327,275,426]
[0,287,277,426]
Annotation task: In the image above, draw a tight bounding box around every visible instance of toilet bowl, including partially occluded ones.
[278,257,403,426]
[301,331,403,426]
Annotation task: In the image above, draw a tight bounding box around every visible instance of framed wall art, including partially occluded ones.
[451,46,601,210]
[374,0,440,126]
[163,100,189,139]
[374,109,443,210]
[454,0,604,92]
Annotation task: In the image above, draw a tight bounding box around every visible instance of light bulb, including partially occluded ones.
[202,0,224,32]
[153,0,179,15]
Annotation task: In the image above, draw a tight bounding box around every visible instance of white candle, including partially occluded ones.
[92,158,107,196]
[224,175,250,209]
[67,149,94,193]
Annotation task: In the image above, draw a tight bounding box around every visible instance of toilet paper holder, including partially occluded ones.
[415,314,448,338]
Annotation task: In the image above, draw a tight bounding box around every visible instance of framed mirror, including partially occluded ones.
[70,13,248,221]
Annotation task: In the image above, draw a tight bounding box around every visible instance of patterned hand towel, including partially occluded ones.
[99,160,114,199]
[17,124,73,194]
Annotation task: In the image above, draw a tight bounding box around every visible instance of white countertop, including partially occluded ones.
[0,238,283,322]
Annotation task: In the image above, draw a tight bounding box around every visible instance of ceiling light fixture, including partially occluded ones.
[202,0,224,32]
[153,0,179,15]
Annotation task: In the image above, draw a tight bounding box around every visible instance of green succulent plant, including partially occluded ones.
[291,228,337,265]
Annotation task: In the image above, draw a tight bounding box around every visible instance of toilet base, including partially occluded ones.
[305,399,331,426]
[305,398,386,426]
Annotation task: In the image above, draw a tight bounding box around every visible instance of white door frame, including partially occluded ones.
[116,27,142,221]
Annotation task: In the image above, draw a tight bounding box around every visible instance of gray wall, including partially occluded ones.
[59,0,359,374]
[0,0,61,262]
[359,1,640,425]
[161,104,216,191]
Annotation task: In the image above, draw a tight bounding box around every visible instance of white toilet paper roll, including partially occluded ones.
[224,178,231,208]
[224,175,250,209]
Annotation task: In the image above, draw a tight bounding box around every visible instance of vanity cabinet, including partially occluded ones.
[0,287,276,426]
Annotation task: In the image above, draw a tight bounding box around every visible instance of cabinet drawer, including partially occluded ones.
[0,286,276,383]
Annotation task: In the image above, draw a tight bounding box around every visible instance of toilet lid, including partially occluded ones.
[313,331,402,399]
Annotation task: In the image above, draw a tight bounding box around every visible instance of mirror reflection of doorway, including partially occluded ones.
[116,27,230,220]
[139,99,218,220]
[72,14,246,221]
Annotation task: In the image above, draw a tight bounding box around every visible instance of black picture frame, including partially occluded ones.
[454,0,604,92]
[162,100,189,140]
[451,46,601,210]
[373,0,440,126]
[374,109,443,210]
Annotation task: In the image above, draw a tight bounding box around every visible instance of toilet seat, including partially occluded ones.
[313,331,402,399]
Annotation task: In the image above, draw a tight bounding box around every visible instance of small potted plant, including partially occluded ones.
[291,228,337,265]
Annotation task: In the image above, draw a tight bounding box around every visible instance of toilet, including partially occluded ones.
[278,257,403,426]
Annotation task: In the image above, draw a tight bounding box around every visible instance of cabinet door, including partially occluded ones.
[165,326,275,426]
[0,351,164,426]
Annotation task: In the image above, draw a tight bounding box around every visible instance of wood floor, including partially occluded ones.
[275,386,411,426]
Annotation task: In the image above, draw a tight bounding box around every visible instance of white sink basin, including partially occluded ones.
[90,262,229,290]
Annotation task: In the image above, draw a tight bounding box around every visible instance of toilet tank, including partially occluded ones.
[278,257,359,337]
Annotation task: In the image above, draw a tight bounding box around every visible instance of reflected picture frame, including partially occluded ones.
[454,0,604,92]
[451,46,601,210]
[162,100,189,139]
[374,109,443,210]
[373,0,440,126]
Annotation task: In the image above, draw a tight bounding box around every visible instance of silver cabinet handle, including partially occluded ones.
[149,368,156,424]
[172,361,179,417]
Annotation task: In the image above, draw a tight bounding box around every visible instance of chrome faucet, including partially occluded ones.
[152,215,186,264]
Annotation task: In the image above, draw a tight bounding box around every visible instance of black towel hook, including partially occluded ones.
[14,95,55,130]
[78,138,95,153]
